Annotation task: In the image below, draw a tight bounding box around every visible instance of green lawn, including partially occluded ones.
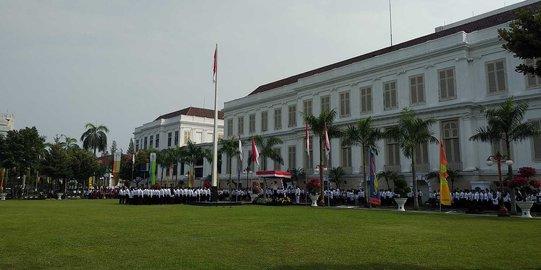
[0,200,540,270]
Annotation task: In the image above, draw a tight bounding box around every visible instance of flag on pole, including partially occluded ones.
[238,135,243,162]
[213,45,217,83]
[150,152,157,186]
[440,140,452,206]
[323,122,330,158]
[132,153,135,164]
[305,122,310,157]
[369,150,381,206]
[251,137,259,165]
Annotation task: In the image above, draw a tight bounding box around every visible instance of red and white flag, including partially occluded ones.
[251,137,259,165]
[238,135,243,162]
[213,45,217,83]
[324,122,330,158]
[305,122,310,157]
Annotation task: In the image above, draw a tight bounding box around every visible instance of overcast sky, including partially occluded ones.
[0,0,524,151]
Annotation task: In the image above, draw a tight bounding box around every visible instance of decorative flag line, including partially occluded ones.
[369,150,381,206]
[440,140,452,206]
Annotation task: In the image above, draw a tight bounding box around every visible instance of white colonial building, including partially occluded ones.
[221,0,541,196]
[0,113,15,136]
[133,107,224,184]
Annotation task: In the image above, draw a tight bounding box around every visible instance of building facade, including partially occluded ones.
[0,113,15,136]
[133,107,224,184]
[221,1,541,196]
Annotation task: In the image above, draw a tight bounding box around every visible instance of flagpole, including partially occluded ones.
[211,43,219,201]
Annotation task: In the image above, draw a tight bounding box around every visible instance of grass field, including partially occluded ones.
[0,200,540,270]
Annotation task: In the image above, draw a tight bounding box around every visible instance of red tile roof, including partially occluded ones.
[154,107,224,121]
[248,2,541,96]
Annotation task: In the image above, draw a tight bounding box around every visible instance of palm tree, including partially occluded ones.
[80,123,109,157]
[342,117,383,206]
[289,168,306,188]
[253,135,283,196]
[385,108,438,210]
[469,97,540,215]
[179,141,204,188]
[304,109,342,205]
[329,167,345,190]
[377,170,398,191]
[218,138,240,185]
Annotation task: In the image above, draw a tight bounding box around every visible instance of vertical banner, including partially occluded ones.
[88,176,93,190]
[369,150,381,206]
[113,151,121,186]
[439,141,452,206]
[150,152,157,186]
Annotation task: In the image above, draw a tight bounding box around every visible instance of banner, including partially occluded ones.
[88,176,93,190]
[369,150,381,205]
[113,151,121,185]
[440,141,452,206]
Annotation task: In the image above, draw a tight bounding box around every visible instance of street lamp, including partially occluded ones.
[486,152,513,217]
[314,165,327,206]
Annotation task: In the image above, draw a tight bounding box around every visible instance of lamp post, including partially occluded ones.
[314,165,327,206]
[486,152,513,217]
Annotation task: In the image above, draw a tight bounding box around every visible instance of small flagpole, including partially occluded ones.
[389,0,393,46]
[211,43,219,200]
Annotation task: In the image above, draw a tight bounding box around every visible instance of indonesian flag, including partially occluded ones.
[238,135,243,162]
[324,122,330,158]
[305,122,310,157]
[213,45,217,83]
[251,137,259,165]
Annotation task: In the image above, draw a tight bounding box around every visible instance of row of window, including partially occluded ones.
[226,59,541,137]
[135,131,179,151]
[225,119,541,173]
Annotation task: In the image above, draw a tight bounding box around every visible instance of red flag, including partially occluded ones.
[251,137,259,165]
[213,45,217,83]
[238,135,243,162]
[324,122,330,158]
[305,122,310,157]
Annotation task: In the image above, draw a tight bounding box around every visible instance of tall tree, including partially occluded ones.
[41,143,72,193]
[180,141,204,188]
[3,127,45,197]
[469,97,540,215]
[385,108,438,210]
[69,147,99,190]
[80,123,109,157]
[304,109,342,205]
[218,138,240,184]
[342,117,383,206]
[328,166,345,190]
[110,140,118,156]
[498,8,541,77]
[127,138,135,155]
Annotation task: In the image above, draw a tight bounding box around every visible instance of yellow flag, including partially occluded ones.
[89,176,93,190]
[440,141,451,206]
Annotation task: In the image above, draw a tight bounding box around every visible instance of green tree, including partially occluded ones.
[127,138,135,155]
[342,117,383,206]
[41,143,72,193]
[289,168,306,188]
[3,127,45,197]
[304,109,343,205]
[180,141,204,188]
[498,8,541,77]
[328,166,345,190]
[219,138,240,185]
[80,123,109,157]
[110,140,118,156]
[377,170,399,191]
[469,97,540,215]
[253,135,283,169]
[69,147,99,190]
[385,108,438,210]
